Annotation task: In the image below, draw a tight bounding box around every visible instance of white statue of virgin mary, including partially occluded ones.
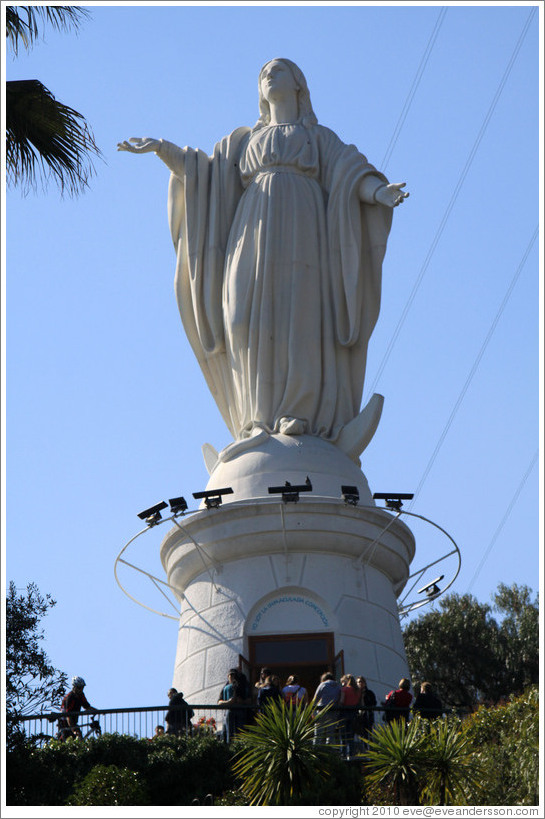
[118,59,408,465]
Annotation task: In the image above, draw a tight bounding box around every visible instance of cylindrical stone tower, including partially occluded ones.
[161,434,415,702]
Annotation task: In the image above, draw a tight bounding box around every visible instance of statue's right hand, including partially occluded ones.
[116,137,161,154]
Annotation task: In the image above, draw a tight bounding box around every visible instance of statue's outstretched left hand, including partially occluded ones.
[375,182,409,208]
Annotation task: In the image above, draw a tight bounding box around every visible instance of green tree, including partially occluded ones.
[403,592,502,708]
[6,5,101,195]
[493,583,539,694]
[5,581,68,747]
[403,583,538,708]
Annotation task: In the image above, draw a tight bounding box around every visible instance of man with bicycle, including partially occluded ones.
[57,676,100,741]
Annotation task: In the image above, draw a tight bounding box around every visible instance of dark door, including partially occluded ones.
[248,632,336,700]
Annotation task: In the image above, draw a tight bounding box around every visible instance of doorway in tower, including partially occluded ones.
[246,633,344,700]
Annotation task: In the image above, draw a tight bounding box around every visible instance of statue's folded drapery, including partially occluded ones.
[167,123,392,446]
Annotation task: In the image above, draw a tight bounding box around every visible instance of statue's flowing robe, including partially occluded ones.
[166,123,392,445]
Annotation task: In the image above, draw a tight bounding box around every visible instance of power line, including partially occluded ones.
[466,450,539,594]
[408,226,538,508]
[365,6,537,402]
[381,6,448,172]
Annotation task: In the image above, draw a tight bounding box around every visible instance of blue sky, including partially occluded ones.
[4,2,542,713]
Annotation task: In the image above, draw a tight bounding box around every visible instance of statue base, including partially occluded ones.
[203,433,375,505]
[161,487,415,705]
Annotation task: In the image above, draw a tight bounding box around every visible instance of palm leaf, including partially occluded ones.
[419,717,484,805]
[6,79,101,195]
[232,700,340,805]
[6,6,90,55]
[364,717,426,805]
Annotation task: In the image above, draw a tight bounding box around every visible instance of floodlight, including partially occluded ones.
[192,487,233,510]
[169,496,188,516]
[137,501,168,526]
[268,476,313,503]
[417,575,444,597]
[341,485,360,505]
[373,492,414,511]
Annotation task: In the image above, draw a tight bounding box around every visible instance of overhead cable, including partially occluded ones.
[365,6,537,402]
[466,449,539,593]
[381,6,448,172]
[408,226,538,508]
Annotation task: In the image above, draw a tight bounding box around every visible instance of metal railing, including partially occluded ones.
[15,702,468,747]
[16,704,228,744]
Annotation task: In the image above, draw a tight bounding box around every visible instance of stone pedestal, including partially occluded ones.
[160,434,415,703]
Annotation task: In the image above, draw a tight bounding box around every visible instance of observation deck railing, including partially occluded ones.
[15,702,467,748]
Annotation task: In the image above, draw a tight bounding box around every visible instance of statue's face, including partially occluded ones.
[260,60,298,103]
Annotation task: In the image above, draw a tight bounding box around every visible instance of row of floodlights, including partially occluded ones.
[137,483,414,527]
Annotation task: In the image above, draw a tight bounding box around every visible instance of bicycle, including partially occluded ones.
[51,712,102,741]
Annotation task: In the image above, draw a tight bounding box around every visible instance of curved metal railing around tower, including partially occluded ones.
[15,701,471,748]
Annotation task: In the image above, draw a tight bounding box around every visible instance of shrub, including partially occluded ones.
[6,738,91,806]
[84,731,150,770]
[461,687,539,805]
[214,788,250,805]
[6,730,233,806]
[308,752,363,805]
[146,733,233,805]
[363,693,538,807]
[66,764,149,806]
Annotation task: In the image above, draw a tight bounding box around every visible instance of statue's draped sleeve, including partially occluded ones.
[314,128,392,423]
[167,128,250,436]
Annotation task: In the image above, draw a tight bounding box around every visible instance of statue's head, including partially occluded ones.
[255,58,317,129]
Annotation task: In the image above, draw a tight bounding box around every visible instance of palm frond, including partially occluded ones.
[232,700,339,805]
[364,717,426,805]
[6,6,90,55]
[419,717,484,805]
[6,79,102,196]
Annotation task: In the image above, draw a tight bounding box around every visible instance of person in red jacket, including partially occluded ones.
[57,676,99,740]
[383,677,413,724]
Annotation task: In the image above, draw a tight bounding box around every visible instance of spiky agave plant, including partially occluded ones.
[419,717,484,805]
[231,700,340,805]
[364,715,427,805]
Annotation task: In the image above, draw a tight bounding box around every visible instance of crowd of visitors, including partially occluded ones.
[56,672,443,749]
[381,678,443,724]
[161,671,442,746]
